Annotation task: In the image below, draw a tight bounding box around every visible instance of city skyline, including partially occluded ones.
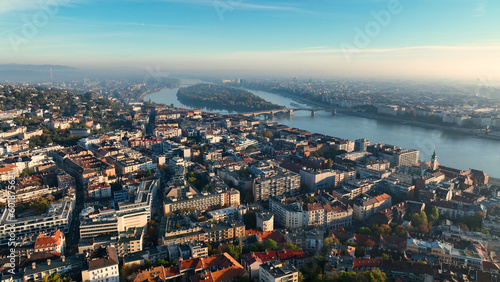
[0,0,499,80]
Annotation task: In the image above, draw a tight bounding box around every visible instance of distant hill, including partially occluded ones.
[0,64,84,83]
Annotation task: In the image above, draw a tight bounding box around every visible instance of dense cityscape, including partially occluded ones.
[0,78,498,282]
[1,0,499,281]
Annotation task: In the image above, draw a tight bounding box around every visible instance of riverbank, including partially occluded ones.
[347,112,500,142]
[241,87,500,142]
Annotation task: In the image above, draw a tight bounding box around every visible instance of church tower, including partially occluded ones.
[430,149,438,171]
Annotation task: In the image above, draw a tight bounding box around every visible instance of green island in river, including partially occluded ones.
[177,83,284,112]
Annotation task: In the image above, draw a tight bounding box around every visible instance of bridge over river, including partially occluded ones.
[239,108,348,118]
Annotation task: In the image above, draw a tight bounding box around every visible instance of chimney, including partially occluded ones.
[32,262,36,269]
[47,259,51,266]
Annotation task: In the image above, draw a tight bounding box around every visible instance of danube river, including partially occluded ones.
[146,80,500,178]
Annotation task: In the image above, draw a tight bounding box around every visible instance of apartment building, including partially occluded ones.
[160,221,245,245]
[299,168,338,191]
[79,207,148,239]
[241,250,306,279]
[270,196,352,230]
[118,179,158,220]
[116,227,144,257]
[164,187,240,214]
[352,193,392,221]
[406,238,453,264]
[251,163,300,202]
[55,147,116,184]
[111,156,156,175]
[81,246,120,282]
[259,261,299,282]
[207,205,246,222]
[0,196,74,246]
[34,230,66,254]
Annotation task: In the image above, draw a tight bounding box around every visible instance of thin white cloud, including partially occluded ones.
[159,0,308,12]
[474,1,486,17]
[0,0,81,13]
[263,45,500,55]
[107,22,195,29]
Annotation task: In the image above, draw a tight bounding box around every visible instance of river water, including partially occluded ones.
[146,80,500,178]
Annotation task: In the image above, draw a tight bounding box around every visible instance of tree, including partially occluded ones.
[260,131,274,138]
[19,167,35,178]
[245,210,257,229]
[364,239,376,248]
[380,224,392,235]
[246,145,258,152]
[298,271,304,282]
[30,197,50,215]
[394,225,407,237]
[382,253,390,260]
[263,239,279,251]
[418,224,430,234]
[429,206,439,222]
[358,227,372,235]
[303,196,317,204]
[225,244,242,261]
[249,244,259,252]
[364,268,386,282]
[43,273,72,282]
[345,241,358,248]
[120,264,141,282]
[411,213,422,227]
[327,159,333,169]
[419,211,428,224]
[474,211,486,219]
[339,271,357,282]
[324,237,335,247]
[238,277,252,282]
[411,211,429,232]
[457,222,470,232]
[355,246,366,258]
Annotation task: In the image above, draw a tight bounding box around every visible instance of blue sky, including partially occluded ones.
[0,0,499,79]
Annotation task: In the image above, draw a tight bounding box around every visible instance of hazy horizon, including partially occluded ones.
[1,0,499,81]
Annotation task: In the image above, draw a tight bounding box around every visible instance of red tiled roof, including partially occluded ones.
[304,202,323,211]
[135,253,244,282]
[353,234,379,245]
[178,257,202,272]
[34,230,63,250]
[189,253,245,282]
[380,235,406,246]
[245,229,286,243]
[241,250,305,265]
[353,258,382,270]
[482,260,500,270]
[133,266,181,282]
